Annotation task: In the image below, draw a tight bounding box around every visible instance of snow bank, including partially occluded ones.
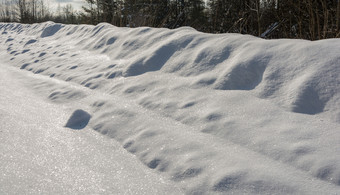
[1,22,340,194]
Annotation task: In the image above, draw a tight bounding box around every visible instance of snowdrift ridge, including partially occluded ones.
[1,22,340,194]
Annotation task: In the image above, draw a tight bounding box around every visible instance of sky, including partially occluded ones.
[50,0,209,12]
[50,0,85,11]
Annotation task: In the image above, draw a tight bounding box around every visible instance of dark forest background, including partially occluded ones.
[1,0,339,40]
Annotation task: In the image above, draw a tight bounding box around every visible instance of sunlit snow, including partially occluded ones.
[1,22,340,194]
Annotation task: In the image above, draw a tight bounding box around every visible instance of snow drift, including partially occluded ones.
[1,22,340,194]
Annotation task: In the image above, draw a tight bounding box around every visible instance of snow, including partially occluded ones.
[65,109,91,130]
[0,63,181,194]
[0,22,340,194]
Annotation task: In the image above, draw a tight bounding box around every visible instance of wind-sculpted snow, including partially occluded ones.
[1,22,340,194]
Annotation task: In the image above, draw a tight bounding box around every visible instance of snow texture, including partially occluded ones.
[1,22,340,194]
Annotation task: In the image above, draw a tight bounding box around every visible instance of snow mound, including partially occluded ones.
[1,22,340,194]
[65,109,91,130]
[40,23,63,38]
[1,22,339,119]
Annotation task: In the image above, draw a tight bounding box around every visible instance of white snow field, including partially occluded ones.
[0,22,340,194]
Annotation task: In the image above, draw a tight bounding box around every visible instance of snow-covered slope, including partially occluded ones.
[0,62,182,194]
[1,22,340,194]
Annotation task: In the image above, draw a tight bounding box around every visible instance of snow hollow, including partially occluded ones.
[1,22,340,194]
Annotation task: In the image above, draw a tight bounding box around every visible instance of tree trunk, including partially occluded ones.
[337,0,340,35]
[308,0,315,40]
[255,0,261,36]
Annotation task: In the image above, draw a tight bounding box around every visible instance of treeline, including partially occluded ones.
[0,0,81,24]
[1,0,339,40]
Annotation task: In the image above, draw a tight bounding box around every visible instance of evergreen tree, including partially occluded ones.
[186,0,207,30]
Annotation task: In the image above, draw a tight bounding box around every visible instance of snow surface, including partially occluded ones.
[0,22,340,194]
[0,63,182,194]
